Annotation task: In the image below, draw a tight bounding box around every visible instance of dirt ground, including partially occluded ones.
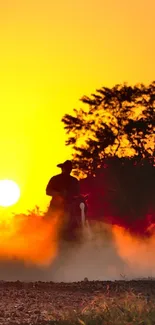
[0,280,154,324]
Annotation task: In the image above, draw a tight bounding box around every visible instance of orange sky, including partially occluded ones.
[0,0,155,215]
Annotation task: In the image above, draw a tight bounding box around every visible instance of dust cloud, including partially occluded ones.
[0,210,63,270]
[0,214,155,282]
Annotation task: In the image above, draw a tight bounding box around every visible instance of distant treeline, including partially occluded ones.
[80,157,155,234]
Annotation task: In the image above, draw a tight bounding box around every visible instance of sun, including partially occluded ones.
[0,180,20,207]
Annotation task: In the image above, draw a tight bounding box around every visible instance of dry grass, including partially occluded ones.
[0,280,155,324]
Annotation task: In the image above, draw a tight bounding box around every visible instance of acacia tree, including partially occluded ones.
[62,81,155,177]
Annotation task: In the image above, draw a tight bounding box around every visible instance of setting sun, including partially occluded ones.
[0,180,20,207]
[0,0,154,216]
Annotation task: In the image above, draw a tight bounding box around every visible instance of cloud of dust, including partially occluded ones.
[0,216,155,282]
[0,209,64,268]
[48,222,127,282]
[50,221,155,282]
[112,224,155,279]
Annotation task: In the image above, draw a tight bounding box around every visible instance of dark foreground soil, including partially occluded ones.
[0,280,155,325]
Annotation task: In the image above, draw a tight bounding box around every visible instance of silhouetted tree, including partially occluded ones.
[62,82,155,177]
[61,82,155,234]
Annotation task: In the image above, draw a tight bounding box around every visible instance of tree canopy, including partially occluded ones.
[62,81,155,177]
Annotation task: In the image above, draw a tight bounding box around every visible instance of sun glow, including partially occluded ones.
[0,180,20,207]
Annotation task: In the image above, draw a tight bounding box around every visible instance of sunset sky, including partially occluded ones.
[0,0,155,215]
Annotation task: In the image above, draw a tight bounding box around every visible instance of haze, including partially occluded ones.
[0,0,154,215]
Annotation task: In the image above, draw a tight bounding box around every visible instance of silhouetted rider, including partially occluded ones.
[46,160,80,212]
